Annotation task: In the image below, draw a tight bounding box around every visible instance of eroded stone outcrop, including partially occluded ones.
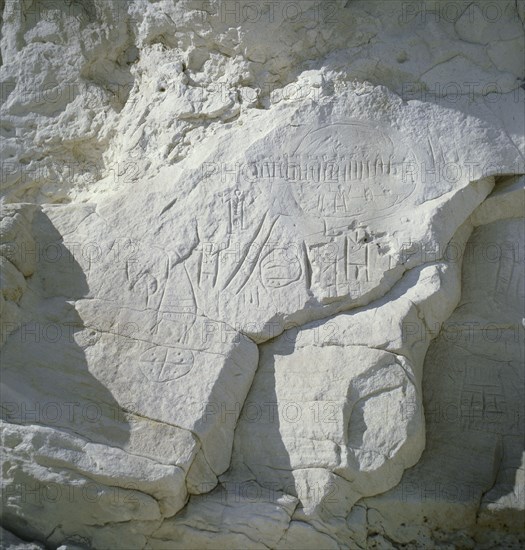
[1,1,524,548]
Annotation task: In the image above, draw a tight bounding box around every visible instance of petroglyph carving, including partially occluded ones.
[2,6,523,544]
[139,347,195,382]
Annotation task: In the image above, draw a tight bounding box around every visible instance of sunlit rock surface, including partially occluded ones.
[1,1,524,548]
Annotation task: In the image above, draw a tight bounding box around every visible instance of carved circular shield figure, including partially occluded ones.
[260,246,303,289]
[139,346,194,382]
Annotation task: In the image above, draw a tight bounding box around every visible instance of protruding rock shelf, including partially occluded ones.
[1,1,523,548]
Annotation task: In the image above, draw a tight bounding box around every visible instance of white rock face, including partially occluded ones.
[0,1,524,548]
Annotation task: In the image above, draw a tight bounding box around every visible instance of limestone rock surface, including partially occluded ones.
[0,1,524,548]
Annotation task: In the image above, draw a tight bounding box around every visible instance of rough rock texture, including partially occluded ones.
[0,0,524,548]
